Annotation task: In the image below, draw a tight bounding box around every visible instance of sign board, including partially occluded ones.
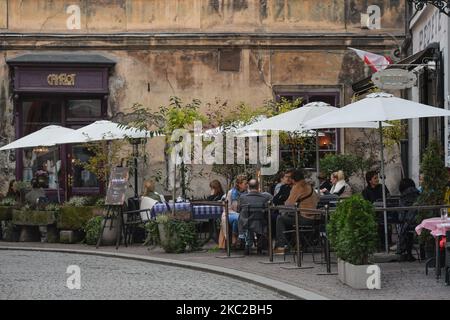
[105,167,129,206]
[371,69,416,90]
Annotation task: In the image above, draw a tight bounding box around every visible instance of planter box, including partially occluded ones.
[60,230,83,244]
[338,259,381,289]
[57,206,104,230]
[0,206,13,221]
[12,209,56,226]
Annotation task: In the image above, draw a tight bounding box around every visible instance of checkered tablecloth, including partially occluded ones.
[150,202,223,220]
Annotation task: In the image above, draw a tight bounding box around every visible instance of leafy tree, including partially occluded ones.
[319,153,367,181]
[158,97,207,198]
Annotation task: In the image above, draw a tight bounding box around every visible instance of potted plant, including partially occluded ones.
[149,215,199,253]
[327,195,379,289]
[12,202,60,242]
[58,196,105,243]
[83,216,104,245]
[0,197,16,221]
[415,141,448,263]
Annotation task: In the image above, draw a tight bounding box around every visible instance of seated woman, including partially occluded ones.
[139,180,165,221]
[142,180,165,203]
[327,171,352,198]
[207,180,224,201]
[218,175,248,249]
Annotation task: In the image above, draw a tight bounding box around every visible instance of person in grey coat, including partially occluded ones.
[238,179,272,254]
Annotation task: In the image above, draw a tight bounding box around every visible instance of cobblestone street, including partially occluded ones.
[0,250,289,300]
[1,242,450,300]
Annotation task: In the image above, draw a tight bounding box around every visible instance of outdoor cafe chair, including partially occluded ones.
[122,197,152,246]
[239,203,269,255]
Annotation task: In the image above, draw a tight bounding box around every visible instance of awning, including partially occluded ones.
[7,53,116,66]
[352,44,438,95]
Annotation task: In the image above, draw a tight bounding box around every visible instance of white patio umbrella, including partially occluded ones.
[54,120,157,144]
[0,125,77,203]
[56,120,162,199]
[239,102,391,187]
[304,92,450,253]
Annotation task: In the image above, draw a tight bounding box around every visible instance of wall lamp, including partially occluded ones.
[407,0,450,16]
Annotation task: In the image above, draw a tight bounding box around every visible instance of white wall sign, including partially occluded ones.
[371,69,417,90]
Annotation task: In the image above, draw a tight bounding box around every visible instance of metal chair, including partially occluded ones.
[239,203,269,255]
[122,197,152,245]
[283,216,323,263]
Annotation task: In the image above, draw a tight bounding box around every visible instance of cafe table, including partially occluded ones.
[150,202,223,243]
[416,217,450,279]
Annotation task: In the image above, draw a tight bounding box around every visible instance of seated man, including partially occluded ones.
[238,179,272,255]
[274,169,319,254]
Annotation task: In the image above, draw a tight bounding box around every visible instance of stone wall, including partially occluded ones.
[0,0,406,197]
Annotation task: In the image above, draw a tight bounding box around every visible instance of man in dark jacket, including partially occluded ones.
[361,171,390,203]
[238,179,272,254]
[397,178,420,261]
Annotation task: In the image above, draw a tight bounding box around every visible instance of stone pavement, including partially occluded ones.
[1,241,449,300]
[0,250,289,300]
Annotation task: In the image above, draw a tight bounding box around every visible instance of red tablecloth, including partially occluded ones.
[415,217,450,237]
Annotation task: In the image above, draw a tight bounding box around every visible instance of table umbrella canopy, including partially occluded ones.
[303,92,450,254]
[303,92,450,129]
[239,101,390,132]
[54,120,160,145]
[0,125,76,150]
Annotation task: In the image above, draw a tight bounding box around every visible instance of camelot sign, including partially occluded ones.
[371,69,416,90]
[47,73,76,86]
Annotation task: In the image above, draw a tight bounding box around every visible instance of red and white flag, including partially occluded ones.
[349,47,392,72]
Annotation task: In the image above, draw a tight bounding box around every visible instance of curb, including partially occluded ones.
[0,245,329,300]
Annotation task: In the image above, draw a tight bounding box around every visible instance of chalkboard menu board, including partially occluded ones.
[105,167,129,205]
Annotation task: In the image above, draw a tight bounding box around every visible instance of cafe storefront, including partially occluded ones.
[7,53,115,201]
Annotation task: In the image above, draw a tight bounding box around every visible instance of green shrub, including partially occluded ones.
[144,220,160,246]
[0,197,17,207]
[416,141,448,245]
[320,154,367,180]
[155,215,199,253]
[57,206,98,230]
[65,196,89,207]
[327,195,378,265]
[83,216,103,245]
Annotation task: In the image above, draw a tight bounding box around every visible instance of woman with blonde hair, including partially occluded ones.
[142,180,165,203]
[329,170,352,198]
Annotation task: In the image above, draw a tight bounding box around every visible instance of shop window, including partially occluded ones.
[22,101,62,135]
[67,100,102,119]
[72,145,99,188]
[22,148,61,188]
[275,91,340,169]
[19,98,103,191]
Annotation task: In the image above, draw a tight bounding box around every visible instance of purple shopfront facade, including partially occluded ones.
[7,54,116,201]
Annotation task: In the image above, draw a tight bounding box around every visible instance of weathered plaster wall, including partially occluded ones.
[0,52,16,193]
[4,0,404,33]
[0,0,406,197]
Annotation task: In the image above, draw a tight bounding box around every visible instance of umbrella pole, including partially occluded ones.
[379,121,388,254]
[172,151,176,214]
[133,141,139,199]
[53,148,61,204]
[316,130,320,189]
